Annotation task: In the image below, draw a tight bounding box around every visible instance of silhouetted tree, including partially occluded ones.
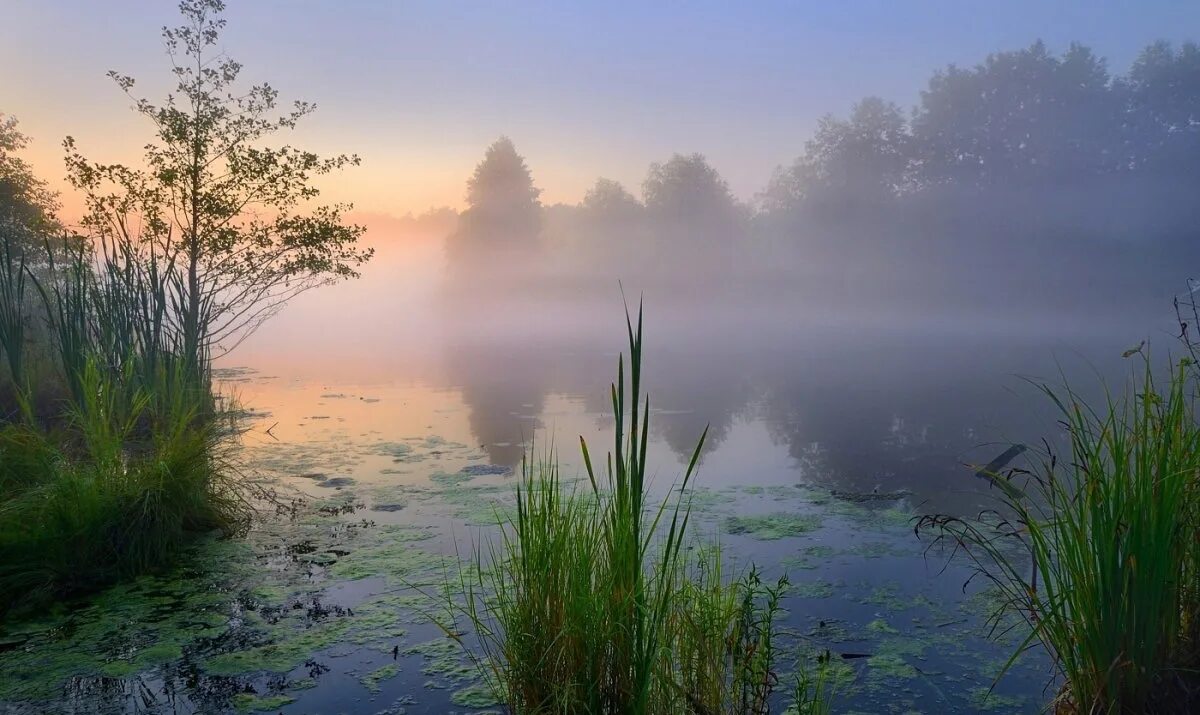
[0,116,59,244]
[643,153,740,226]
[582,178,642,224]
[575,178,644,264]
[1120,41,1200,176]
[640,154,748,285]
[791,97,911,216]
[910,41,1117,190]
[454,137,542,252]
[66,0,371,378]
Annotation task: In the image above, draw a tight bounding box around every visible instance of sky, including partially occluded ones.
[4,0,1199,219]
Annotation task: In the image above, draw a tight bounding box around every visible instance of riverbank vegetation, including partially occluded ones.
[0,0,369,618]
[920,350,1200,713]
[440,307,834,714]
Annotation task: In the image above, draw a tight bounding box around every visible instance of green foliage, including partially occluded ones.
[440,306,796,714]
[785,650,837,715]
[65,0,371,374]
[0,362,249,616]
[665,552,791,714]
[920,355,1200,712]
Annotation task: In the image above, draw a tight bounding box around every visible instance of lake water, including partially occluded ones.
[0,233,1177,714]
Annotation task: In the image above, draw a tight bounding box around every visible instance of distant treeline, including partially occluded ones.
[444,41,1200,320]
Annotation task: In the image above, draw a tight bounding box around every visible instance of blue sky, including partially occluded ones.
[4,0,1199,214]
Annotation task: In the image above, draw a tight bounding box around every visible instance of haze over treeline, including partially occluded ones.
[425,39,1200,335]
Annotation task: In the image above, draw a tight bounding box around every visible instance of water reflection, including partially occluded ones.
[442,338,553,467]
[236,316,1140,518]
[232,215,1162,518]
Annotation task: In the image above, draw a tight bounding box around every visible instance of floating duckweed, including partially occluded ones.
[865,637,927,684]
[767,485,798,500]
[866,651,918,681]
[779,554,819,570]
[404,638,478,681]
[847,540,906,558]
[451,682,501,708]
[360,663,402,693]
[231,693,296,712]
[805,618,863,643]
[458,464,511,476]
[684,487,738,515]
[0,550,242,701]
[202,615,356,676]
[430,471,476,487]
[789,579,836,599]
[724,513,822,540]
[326,525,441,583]
[858,583,917,612]
[866,618,900,635]
[876,506,916,528]
[429,481,515,525]
[968,686,1025,711]
[373,441,421,462]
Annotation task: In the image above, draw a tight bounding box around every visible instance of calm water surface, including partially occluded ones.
[0,252,1171,714]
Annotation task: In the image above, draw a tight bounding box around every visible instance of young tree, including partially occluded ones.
[65,0,372,378]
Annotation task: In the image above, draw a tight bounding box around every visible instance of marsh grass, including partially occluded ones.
[440,305,813,714]
[0,227,29,387]
[920,354,1200,713]
[0,359,250,616]
[0,227,248,617]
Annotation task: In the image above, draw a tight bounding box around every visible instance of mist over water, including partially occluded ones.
[217,57,1200,705]
[233,196,1178,521]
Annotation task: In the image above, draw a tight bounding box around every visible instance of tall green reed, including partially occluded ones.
[441,305,803,714]
[0,225,28,388]
[920,354,1200,713]
[575,302,709,712]
[28,236,92,406]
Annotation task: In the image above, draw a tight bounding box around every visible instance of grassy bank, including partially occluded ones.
[0,237,249,618]
[921,353,1200,713]
[440,306,833,714]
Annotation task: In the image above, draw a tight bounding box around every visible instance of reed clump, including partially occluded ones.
[441,306,828,714]
[0,231,249,618]
[920,353,1200,714]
